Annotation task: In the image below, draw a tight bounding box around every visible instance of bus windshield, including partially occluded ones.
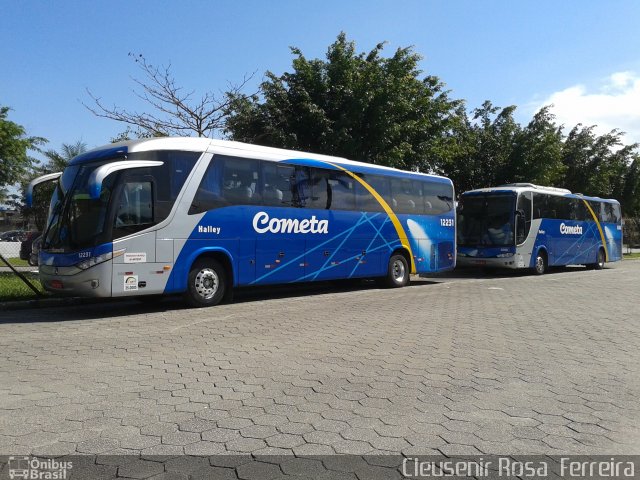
[458,193,515,247]
[43,164,116,252]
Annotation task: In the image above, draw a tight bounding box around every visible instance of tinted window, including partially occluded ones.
[189,157,454,216]
[190,155,260,213]
[309,169,330,209]
[355,174,386,212]
[128,150,200,222]
[113,181,153,238]
[516,191,532,244]
[391,178,421,214]
[423,182,454,215]
[569,199,589,221]
[601,202,621,223]
[262,162,296,207]
[612,203,622,223]
[535,194,570,219]
[328,171,356,210]
[222,157,260,205]
[457,194,514,247]
[291,167,311,208]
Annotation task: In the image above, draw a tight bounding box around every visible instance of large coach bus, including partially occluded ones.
[457,183,622,274]
[27,138,455,306]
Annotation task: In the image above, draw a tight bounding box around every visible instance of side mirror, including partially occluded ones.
[26,172,63,207]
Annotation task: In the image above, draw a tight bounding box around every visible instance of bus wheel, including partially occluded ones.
[384,254,410,288]
[184,258,226,307]
[533,251,547,275]
[594,248,606,270]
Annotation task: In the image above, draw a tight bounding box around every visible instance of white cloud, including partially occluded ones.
[532,71,640,146]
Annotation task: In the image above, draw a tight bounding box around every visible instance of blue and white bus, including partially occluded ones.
[457,183,622,274]
[27,138,456,306]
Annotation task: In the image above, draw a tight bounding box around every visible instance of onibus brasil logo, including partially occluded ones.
[7,456,72,479]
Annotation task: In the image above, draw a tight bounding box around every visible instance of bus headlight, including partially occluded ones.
[76,249,125,270]
[496,253,514,258]
[457,252,468,257]
[77,252,112,270]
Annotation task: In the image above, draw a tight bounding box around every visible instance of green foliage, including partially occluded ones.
[561,125,636,201]
[445,102,520,193]
[225,33,463,173]
[0,106,46,187]
[0,272,45,302]
[508,106,565,186]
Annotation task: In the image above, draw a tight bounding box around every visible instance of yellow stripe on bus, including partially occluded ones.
[580,197,609,262]
[324,162,417,273]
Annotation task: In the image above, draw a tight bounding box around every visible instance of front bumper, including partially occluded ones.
[39,263,112,297]
[457,255,523,269]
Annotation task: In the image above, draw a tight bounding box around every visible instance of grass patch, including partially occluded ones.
[623,252,640,259]
[2,257,30,267]
[0,272,47,302]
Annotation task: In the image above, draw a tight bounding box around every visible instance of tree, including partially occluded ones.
[561,125,637,200]
[41,141,88,172]
[443,101,520,193]
[225,33,464,173]
[0,106,46,187]
[507,106,565,186]
[84,54,253,138]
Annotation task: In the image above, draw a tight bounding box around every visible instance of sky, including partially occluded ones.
[2,0,640,163]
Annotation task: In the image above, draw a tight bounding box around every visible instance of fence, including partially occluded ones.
[0,235,36,272]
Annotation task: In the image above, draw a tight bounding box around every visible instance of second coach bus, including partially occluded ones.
[457,183,622,274]
[28,138,456,306]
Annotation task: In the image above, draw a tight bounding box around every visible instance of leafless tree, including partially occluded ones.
[84,53,254,138]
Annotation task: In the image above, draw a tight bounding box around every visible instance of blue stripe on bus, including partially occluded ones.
[69,146,128,165]
[164,206,455,293]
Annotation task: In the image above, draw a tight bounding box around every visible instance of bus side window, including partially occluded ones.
[328,171,356,211]
[516,191,532,243]
[612,203,621,223]
[391,178,418,214]
[291,167,310,208]
[355,174,386,212]
[309,168,330,209]
[114,180,154,237]
[262,163,295,207]
[424,182,454,215]
[601,203,619,223]
[222,157,260,205]
[189,157,225,214]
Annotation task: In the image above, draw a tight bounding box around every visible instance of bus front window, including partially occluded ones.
[458,194,515,247]
[43,165,115,252]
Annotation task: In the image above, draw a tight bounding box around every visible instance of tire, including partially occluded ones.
[383,254,410,288]
[594,248,605,270]
[532,250,547,275]
[184,258,227,308]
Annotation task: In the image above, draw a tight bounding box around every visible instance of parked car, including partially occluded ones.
[29,235,42,266]
[0,230,25,242]
[19,231,41,260]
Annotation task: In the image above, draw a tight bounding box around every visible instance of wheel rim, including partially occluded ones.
[194,268,219,300]
[392,259,406,283]
[598,251,605,268]
[535,256,545,273]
